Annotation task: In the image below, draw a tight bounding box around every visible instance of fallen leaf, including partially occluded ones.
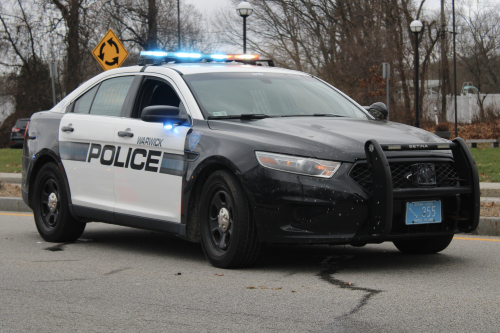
[486,202,495,207]
[215,273,224,276]
[247,286,256,289]
[291,290,297,293]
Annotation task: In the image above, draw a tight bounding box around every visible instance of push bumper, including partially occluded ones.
[246,138,479,244]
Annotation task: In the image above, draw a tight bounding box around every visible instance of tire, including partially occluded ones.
[33,163,86,242]
[199,170,261,268]
[393,234,454,254]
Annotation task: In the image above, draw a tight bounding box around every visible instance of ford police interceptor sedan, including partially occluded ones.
[22,52,479,268]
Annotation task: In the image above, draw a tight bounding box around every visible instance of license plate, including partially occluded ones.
[405,201,442,225]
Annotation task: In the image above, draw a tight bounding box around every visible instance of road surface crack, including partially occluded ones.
[319,255,382,316]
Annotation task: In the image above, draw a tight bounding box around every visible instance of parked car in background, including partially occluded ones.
[11,118,30,148]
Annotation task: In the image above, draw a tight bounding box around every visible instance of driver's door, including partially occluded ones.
[112,76,189,223]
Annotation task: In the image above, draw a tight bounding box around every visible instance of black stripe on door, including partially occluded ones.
[59,142,90,161]
[159,153,184,176]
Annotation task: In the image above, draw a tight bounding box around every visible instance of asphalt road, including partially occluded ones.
[1,212,499,333]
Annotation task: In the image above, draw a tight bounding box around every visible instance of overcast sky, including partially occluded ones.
[186,0,232,14]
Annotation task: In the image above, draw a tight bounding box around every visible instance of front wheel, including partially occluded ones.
[393,234,454,254]
[199,170,261,268]
[33,163,86,242]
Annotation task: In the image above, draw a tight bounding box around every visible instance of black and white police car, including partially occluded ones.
[22,51,479,268]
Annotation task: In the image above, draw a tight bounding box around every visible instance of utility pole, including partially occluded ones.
[49,62,57,106]
[452,0,458,137]
[440,0,450,122]
[383,63,390,120]
[177,0,181,51]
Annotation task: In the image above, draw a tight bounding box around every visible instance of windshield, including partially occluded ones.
[183,73,370,119]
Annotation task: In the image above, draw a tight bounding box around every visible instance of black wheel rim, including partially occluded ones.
[39,178,60,230]
[206,188,234,254]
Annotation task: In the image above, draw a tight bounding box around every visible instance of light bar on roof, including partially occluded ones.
[138,51,261,64]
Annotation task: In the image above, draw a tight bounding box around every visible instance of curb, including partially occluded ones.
[0,197,31,212]
[481,189,500,198]
[473,217,500,237]
[0,173,22,184]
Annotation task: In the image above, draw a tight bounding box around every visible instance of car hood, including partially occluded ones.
[207,117,450,162]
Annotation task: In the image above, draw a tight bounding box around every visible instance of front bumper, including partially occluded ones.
[242,138,479,244]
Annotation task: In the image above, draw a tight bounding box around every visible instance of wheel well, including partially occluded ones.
[186,163,234,243]
[28,155,58,207]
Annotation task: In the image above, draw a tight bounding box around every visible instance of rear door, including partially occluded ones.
[59,75,138,214]
[112,75,190,223]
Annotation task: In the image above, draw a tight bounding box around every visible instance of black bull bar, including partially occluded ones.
[363,137,480,236]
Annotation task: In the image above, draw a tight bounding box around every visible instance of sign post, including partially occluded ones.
[49,62,57,106]
[92,29,129,71]
[382,62,390,120]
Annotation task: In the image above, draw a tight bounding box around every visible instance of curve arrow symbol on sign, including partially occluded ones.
[98,43,106,61]
[105,57,119,66]
[107,38,119,54]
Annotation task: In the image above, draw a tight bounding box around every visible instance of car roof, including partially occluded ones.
[150,63,308,76]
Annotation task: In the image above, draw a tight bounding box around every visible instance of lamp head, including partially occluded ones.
[237,1,253,17]
[410,20,424,33]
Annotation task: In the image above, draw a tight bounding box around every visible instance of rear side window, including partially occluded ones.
[90,76,135,117]
[73,85,98,114]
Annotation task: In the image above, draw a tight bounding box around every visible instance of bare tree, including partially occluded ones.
[457,1,500,116]
[103,0,206,52]
[0,0,53,146]
[45,0,89,94]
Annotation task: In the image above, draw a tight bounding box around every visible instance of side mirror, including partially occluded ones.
[141,105,188,125]
[368,102,388,120]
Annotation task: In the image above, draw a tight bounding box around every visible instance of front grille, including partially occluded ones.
[350,161,458,192]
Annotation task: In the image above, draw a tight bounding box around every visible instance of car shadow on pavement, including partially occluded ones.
[72,224,466,273]
[76,224,207,263]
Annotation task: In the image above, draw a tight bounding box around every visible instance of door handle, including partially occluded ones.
[61,126,74,132]
[117,131,134,138]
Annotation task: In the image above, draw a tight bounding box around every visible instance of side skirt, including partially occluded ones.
[72,205,186,236]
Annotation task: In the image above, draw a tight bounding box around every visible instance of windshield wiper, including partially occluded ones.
[280,113,345,117]
[313,113,344,117]
[207,114,271,120]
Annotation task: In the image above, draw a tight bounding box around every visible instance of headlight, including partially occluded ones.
[255,151,341,178]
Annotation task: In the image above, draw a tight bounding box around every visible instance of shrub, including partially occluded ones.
[435,122,450,132]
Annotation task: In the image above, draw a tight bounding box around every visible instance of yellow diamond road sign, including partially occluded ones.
[92,29,129,71]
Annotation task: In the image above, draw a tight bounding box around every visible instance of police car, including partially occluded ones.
[21,51,479,268]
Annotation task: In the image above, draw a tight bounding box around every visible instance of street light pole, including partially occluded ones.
[237,2,254,54]
[243,16,247,54]
[410,20,424,128]
[414,33,420,128]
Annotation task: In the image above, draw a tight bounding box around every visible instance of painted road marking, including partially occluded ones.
[0,212,33,217]
[454,237,500,242]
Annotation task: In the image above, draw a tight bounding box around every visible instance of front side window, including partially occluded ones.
[89,76,135,117]
[135,78,181,118]
[183,73,369,119]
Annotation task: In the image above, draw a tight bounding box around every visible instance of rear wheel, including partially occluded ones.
[33,163,86,242]
[393,234,454,254]
[199,170,261,268]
